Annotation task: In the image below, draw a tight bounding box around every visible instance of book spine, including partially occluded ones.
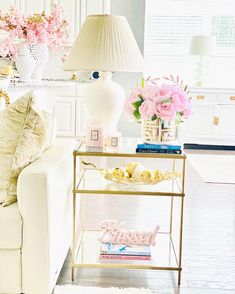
[137,144,181,150]
[100,254,151,261]
[136,148,182,154]
[100,250,151,256]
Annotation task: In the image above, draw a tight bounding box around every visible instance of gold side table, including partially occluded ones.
[72,139,186,285]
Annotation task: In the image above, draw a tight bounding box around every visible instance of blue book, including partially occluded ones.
[137,143,181,150]
[136,148,182,154]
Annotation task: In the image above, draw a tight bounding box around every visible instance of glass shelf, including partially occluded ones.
[74,230,179,270]
[75,138,186,159]
[76,169,184,197]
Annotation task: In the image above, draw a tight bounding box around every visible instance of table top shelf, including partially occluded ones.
[74,139,186,159]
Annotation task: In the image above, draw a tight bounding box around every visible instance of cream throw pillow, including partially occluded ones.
[0,92,50,207]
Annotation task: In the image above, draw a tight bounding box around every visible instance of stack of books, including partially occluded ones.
[136,142,182,154]
[100,243,151,261]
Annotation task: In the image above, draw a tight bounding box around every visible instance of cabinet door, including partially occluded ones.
[76,98,90,137]
[0,0,17,12]
[23,0,45,14]
[54,97,75,137]
[80,0,110,25]
[217,105,235,140]
[85,0,110,15]
[57,0,79,40]
[180,103,217,139]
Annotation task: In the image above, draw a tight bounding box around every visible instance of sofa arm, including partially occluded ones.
[17,139,77,294]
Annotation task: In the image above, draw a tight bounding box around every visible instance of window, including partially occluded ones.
[145,0,235,57]
[144,0,235,85]
[212,16,235,48]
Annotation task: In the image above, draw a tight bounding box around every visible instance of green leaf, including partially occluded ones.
[133,109,141,120]
[132,100,142,109]
[162,98,171,103]
[151,114,158,121]
[175,112,183,125]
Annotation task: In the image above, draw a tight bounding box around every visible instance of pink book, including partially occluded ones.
[100,254,151,261]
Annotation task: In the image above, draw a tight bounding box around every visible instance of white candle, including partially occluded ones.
[106,132,122,151]
[85,121,105,149]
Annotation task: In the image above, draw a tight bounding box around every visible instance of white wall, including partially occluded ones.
[111,0,145,137]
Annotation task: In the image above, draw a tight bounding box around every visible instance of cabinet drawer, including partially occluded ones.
[191,93,217,103]
[76,83,90,97]
[54,97,76,137]
[218,94,235,104]
[61,84,76,97]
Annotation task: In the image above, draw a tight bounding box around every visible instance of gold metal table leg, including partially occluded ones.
[178,158,186,285]
[71,267,75,281]
[72,153,77,281]
[178,199,184,285]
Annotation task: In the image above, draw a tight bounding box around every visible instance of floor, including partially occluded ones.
[57,157,235,294]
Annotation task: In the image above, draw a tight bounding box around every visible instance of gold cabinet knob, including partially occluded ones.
[196,95,205,100]
[230,96,235,101]
[213,116,219,126]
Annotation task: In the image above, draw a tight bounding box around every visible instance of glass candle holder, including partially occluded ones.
[85,121,105,151]
[106,132,122,151]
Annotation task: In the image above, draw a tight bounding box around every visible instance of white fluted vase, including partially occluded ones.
[14,42,36,82]
[28,43,49,81]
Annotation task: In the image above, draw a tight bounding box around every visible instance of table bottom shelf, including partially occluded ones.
[72,231,180,271]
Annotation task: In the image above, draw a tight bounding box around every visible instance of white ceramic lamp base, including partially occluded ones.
[85,72,125,135]
[193,56,211,87]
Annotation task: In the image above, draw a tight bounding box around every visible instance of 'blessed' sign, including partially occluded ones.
[98,219,160,246]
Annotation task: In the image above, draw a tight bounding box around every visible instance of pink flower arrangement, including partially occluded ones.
[0,5,70,56]
[0,37,18,58]
[126,75,192,124]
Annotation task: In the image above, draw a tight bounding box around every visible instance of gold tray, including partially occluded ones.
[82,161,181,185]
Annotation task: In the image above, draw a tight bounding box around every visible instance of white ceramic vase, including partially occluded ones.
[14,43,36,83]
[28,43,49,81]
[85,71,125,135]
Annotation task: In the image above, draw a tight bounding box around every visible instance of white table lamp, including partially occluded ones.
[189,35,215,86]
[64,15,144,135]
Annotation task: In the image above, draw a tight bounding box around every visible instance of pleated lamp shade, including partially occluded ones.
[189,35,215,56]
[63,14,144,72]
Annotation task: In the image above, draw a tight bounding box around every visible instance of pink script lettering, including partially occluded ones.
[98,219,160,246]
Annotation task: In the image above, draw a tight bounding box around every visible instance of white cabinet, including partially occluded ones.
[217,105,235,140]
[183,104,216,139]
[55,82,90,138]
[75,98,90,137]
[7,81,89,139]
[179,88,235,146]
[55,97,76,137]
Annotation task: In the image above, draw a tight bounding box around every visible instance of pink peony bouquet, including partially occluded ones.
[0,4,70,57]
[126,75,192,124]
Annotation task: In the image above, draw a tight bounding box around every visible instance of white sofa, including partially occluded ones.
[0,139,77,294]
